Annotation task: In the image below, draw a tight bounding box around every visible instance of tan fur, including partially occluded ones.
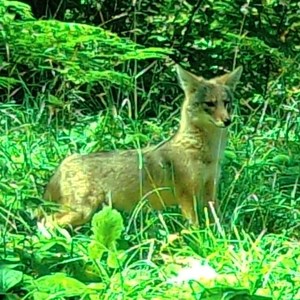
[43,64,243,227]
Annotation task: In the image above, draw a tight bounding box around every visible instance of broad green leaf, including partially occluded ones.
[34,273,88,296]
[88,242,105,260]
[0,268,23,293]
[107,250,127,269]
[272,154,291,165]
[32,291,50,300]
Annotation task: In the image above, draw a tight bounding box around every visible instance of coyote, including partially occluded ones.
[43,64,242,227]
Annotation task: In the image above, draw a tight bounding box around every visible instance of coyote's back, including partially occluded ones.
[43,64,242,227]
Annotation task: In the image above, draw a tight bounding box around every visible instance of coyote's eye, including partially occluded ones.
[204,101,215,108]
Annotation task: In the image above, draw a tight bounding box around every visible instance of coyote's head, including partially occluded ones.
[177,65,243,129]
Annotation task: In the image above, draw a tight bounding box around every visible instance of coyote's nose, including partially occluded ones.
[224,118,231,127]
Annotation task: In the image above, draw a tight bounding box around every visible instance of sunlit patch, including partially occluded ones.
[166,257,217,284]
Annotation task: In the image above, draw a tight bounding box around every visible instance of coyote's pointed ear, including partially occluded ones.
[214,66,243,91]
[176,65,200,93]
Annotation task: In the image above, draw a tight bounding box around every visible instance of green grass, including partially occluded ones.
[0,97,299,300]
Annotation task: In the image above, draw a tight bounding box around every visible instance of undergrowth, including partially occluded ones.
[0,95,299,299]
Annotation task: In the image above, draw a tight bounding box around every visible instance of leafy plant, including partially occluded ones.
[89,207,126,269]
[0,0,172,113]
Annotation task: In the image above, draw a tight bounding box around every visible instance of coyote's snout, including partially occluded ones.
[43,64,242,227]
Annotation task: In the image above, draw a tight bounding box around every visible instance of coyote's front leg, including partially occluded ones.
[180,194,199,225]
[203,176,220,217]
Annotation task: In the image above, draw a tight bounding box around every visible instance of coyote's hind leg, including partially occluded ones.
[45,191,106,228]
